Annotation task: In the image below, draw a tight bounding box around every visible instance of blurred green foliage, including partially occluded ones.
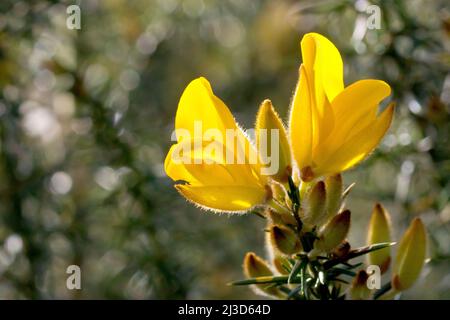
[0,0,448,299]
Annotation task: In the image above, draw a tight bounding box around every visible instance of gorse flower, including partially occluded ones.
[164,32,427,300]
[289,33,395,181]
[164,78,269,212]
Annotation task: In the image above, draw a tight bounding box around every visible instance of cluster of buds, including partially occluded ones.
[237,175,427,300]
[267,174,349,260]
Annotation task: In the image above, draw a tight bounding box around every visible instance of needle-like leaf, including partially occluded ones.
[288,259,307,284]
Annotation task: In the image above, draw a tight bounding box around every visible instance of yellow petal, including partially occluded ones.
[175,77,238,140]
[255,99,291,182]
[316,102,395,176]
[301,33,344,103]
[175,78,262,173]
[301,33,343,144]
[289,65,313,170]
[392,218,427,291]
[290,33,345,177]
[166,138,262,187]
[332,80,391,131]
[315,80,391,160]
[367,203,392,273]
[164,142,200,184]
[176,184,267,212]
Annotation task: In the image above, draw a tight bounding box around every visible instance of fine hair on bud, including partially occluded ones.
[266,207,296,226]
[315,210,351,253]
[367,203,392,274]
[350,270,371,300]
[273,255,290,275]
[243,252,281,298]
[392,218,427,291]
[303,180,327,226]
[324,174,343,220]
[269,225,302,255]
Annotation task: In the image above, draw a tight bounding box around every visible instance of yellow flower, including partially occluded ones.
[164,77,269,213]
[289,33,394,181]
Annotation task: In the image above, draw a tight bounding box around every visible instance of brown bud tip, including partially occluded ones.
[354,270,369,285]
[243,252,272,278]
[270,225,301,255]
[316,210,351,252]
[332,241,351,258]
[264,184,273,202]
[300,166,314,182]
[242,252,281,298]
[350,270,371,300]
[334,209,351,225]
[313,181,326,197]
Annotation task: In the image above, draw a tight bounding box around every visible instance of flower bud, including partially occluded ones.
[315,210,351,252]
[255,99,291,183]
[270,182,288,203]
[273,255,290,275]
[303,181,327,226]
[266,208,283,224]
[243,252,273,278]
[367,203,392,273]
[265,227,275,262]
[266,207,296,226]
[269,225,301,255]
[332,241,351,258]
[392,218,427,291]
[243,252,280,297]
[325,174,343,219]
[349,270,371,300]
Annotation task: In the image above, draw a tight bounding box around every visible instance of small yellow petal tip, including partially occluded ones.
[392,218,427,291]
[256,99,291,182]
[367,203,392,274]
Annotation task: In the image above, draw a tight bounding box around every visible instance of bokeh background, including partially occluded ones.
[0,0,448,299]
